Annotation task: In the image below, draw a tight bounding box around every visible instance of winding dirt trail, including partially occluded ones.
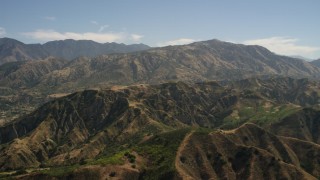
[175,131,195,180]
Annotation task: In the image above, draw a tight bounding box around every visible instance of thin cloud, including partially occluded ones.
[90,21,110,33]
[157,38,196,47]
[130,34,143,42]
[98,25,109,32]
[0,27,6,37]
[21,29,143,43]
[43,16,56,21]
[91,20,98,25]
[22,29,124,43]
[243,37,320,58]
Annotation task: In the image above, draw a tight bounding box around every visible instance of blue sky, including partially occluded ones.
[1,0,320,58]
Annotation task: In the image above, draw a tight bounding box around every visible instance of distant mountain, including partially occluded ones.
[290,55,313,62]
[0,38,151,65]
[42,39,151,60]
[1,38,319,81]
[0,38,49,64]
[2,39,320,122]
[16,39,320,89]
[1,79,320,178]
[311,59,320,67]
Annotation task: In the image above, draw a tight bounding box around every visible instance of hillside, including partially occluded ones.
[0,57,67,88]
[0,38,150,65]
[3,124,319,179]
[1,80,320,179]
[175,123,319,179]
[0,57,68,124]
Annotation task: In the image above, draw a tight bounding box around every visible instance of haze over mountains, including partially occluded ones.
[2,38,320,179]
[0,38,150,65]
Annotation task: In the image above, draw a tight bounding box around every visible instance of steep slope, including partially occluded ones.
[189,40,319,78]
[269,108,320,144]
[226,77,320,106]
[175,123,318,179]
[4,124,320,179]
[0,82,225,170]
[1,79,320,170]
[1,81,320,178]
[0,38,150,65]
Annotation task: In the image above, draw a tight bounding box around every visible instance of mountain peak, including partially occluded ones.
[0,37,25,46]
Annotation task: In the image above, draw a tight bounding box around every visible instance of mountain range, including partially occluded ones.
[2,38,320,179]
[2,39,320,89]
[0,38,150,65]
[2,38,320,123]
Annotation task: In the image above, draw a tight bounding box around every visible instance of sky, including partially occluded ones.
[1,0,320,59]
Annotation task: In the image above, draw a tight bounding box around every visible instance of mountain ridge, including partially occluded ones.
[0,37,151,65]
